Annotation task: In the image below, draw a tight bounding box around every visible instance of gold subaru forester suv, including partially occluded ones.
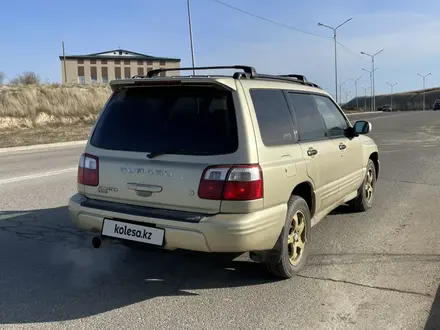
[68,65,379,279]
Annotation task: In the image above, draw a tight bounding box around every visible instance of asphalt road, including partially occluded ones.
[1,111,439,330]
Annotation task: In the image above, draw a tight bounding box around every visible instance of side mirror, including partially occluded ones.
[353,120,372,135]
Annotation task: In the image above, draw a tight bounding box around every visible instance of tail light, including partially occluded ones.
[78,153,99,186]
[198,165,263,201]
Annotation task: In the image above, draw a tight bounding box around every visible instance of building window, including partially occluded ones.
[147,60,153,65]
[124,60,130,65]
[101,60,107,65]
[124,67,131,78]
[115,67,121,80]
[137,67,144,76]
[101,67,108,83]
[90,59,96,64]
[160,60,166,66]
[159,72,166,77]
[90,66,98,83]
[77,66,85,82]
[115,60,121,65]
[137,60,143,65]
[77,64,85,84]
[77,59,84,64]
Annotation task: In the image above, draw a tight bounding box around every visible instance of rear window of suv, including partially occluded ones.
[90,86,239,155]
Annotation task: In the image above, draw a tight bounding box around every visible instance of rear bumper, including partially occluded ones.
[68,193,286,253]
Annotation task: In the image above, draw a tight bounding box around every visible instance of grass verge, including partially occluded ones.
[0,124,92,148]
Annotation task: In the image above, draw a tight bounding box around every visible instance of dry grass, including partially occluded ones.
[0,84,111,130]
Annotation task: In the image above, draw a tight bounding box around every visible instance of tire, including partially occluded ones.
[349,159,376,212]
[263,195,311,279]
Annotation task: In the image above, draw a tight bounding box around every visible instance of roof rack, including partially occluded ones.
[129,65,320,89]
[147,65,257,78]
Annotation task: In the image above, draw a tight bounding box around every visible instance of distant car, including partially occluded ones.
[377,105,391,112]
[433,99,440,110]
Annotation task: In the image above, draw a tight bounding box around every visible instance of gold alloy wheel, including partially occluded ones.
[365,168,374,203]
[287,210,306,266]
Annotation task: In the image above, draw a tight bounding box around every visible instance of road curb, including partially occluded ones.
[346,111,383,115]
[0,140,87,154]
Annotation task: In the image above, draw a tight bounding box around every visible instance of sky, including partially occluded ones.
[1,0,440,99]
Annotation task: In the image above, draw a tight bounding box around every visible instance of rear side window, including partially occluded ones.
[250,89,296,146]
[286,92,328,142]
[90,86,239,155]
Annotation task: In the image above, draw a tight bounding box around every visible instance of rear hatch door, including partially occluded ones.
[84,81,240,214]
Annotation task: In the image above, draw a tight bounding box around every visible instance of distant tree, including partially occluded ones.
[0,71,4,85]
[10,71,41,85]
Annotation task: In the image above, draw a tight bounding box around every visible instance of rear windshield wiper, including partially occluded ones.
[146,149,212,159]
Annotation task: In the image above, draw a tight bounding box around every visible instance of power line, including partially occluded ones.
[210,0,364,61]
[336,41,368,61]
[209,0,368,73]
[210,0,330,39]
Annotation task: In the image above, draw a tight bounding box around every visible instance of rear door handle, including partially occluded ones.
[339,143,347,150]
[307,148,318,156]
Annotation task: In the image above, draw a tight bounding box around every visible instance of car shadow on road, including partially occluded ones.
[0,206,279,324]
[425,284,440,330]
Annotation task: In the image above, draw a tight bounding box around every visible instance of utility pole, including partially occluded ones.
[386,82,398,111]
[187,0,196,75]
[362,67,378,112]
[318,17,353,104]
[361,49,384,111]
[338,81,346,105]
[417,72,431,110]
[361,86,371,112]
[350,76,362,109]
[62,41,67,84]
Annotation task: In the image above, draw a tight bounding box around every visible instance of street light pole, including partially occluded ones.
[386,82,398,111]
[338,81,346,105]
[362,67,378,112]
[350,76,362,109]
[417,72,431,110]
[345,90,351,105]
[361,86,371,112]
[318,17,353,104]
[361,49,384,111]
[187,0,196,75]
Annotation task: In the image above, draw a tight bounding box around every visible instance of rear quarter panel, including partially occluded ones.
[238,80,310,210]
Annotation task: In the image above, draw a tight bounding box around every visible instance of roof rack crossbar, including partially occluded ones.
[278,74,308,82]
[146,65,257,78]
[251,73,321,89]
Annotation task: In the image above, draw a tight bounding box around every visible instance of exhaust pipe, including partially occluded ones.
[92,236,110,249]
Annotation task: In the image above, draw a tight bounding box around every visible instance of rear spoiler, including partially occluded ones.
[109,77,237,92]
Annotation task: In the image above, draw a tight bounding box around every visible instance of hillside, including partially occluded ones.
[0,84,111,147]
[344,87,440,111]
[0,84,111,129]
